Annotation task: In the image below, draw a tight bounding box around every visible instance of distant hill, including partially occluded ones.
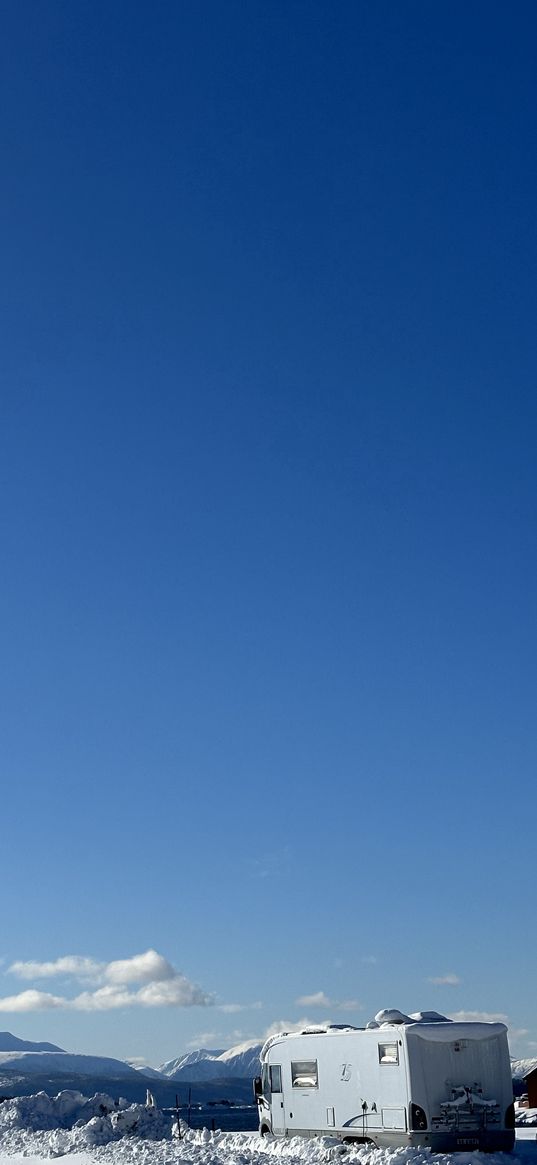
[0,1068,255,1107]
[159,1049,226,1077]
[0,1031,149,1083]
[0,1050,142,1078]
[0,1032,65,1053]
[130,1064,167,1080]
[0,1032,257,1106]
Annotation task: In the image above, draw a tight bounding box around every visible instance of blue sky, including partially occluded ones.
[1,0,536,1067]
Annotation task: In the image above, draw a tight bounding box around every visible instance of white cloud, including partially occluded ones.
[219,1001,263,1014]
[449,1010,508,1023]
[71,986,135,1011]
[0,989,65,1012]
[506,1029,530,1058]
[71,976,213,1011]
[185,1027,259,1050]
[361,955,378,965]
[8,949,175,988]
[295,991,362,1011]
[104,951,175,985]
[427,973,461,986]
[264,1018,315,1038]
[296,991,332,1008]
[137,976,211,1008]
[8,956,103,981]
[186,1032,222,1049]
[3,950,212,1012]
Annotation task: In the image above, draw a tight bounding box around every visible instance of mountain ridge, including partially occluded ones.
[0,1032,143,1080]
[158,1040,262,1082]
[0,1032,65,1054]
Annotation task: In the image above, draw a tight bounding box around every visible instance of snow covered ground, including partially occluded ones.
[0,1091,534,1165]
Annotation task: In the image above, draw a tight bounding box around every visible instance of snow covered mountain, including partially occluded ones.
[512,1058,537,1081]
[0,1031,256,1106]
[158,1040,262,1081]
[158,1049,225,1078]
[130,1065,168,1080]
[0,1032,144,1079]
[0,1050,143,1078]
[218,1041,263,1076]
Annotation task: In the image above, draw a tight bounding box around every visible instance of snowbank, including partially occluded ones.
[0,1090,175,1155]
[0,1089,535,1165]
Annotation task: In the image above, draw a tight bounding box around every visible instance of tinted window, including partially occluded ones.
[270,1065,282,1092]
[291,1060,318,1088]
[378,1043,399,1064]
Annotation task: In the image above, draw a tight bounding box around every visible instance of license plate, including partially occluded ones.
[457,1138,479,1147]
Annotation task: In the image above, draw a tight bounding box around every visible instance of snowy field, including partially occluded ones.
[0,1092,535,1165]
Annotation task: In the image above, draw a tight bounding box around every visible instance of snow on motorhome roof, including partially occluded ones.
[260,1011,509,1058]
[374,1009,451,1025]
[260,1025,361,1056]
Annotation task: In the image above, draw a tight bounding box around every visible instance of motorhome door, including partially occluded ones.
[269,1064,285,1132]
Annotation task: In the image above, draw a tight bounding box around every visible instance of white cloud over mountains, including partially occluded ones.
[9,957,103,982]
[427,972,461,986]
[218,1001,263,1014]
[0,990,66,1013]
[8,950,175,986]
[295,991,362,1011]
[1,950,212,1012]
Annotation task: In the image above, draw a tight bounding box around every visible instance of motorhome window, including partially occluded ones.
[270,1065,282,1092]
[378,1043,399,1064]
[291,1060,319,1088]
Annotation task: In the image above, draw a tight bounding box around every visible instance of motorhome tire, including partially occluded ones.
[260,1125,271,1137]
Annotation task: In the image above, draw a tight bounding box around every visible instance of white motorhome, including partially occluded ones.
[254,1009,515,1152]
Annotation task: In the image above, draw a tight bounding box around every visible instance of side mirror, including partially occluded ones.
[253,1076,263,1099]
